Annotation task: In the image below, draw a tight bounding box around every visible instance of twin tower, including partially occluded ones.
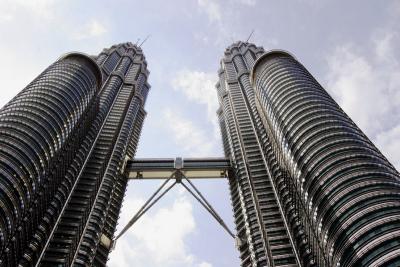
[0,42,399,266]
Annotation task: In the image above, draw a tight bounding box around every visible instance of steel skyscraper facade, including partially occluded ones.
[217,41,400,267]
[0,42,149,266]
[1,38,400,267]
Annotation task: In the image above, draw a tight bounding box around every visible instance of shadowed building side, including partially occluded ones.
[0,42,150,267]
[218,41,400,267]
[252,51,400,266]
[39,43,150,267]
[0,53,102,266]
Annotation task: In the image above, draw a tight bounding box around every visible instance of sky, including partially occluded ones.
[0,0,400,266]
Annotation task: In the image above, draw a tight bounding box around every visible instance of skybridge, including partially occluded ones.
[126,157,231,180]
[110,157,242,250]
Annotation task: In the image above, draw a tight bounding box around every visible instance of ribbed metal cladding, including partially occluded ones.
[0,42,149,266]
[0,53,102,265]
[217,42,300,267]
[38,43,149,267]
[252,51,400,266]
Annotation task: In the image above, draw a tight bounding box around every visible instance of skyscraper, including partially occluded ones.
[1,38,399,267]
[217,41,400,267]
[0,42,149,266]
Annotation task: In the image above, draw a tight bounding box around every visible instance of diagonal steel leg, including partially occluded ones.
[180,180,236,239]
[114,178,176,242]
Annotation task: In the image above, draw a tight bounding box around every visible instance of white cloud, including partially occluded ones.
[171,70,219,123]
[235,0,257,6]
[198,262,213,267]
[325,30,400,168]
[14,0,56,16]
[375,125,400,169]
[373,31,399,64]
[196,0,257,47]
[163,109,216,157]
[108,190,212,267]
[0,0,56,21]
[171,70,222,143]
[87,20,107,36]
[73,19,107,40]
[109,193,195,266]
[197,0,222,22]
[0,13,12,22]
[0,44,44,108]
[0,1,109,109]
[197,0,257,24]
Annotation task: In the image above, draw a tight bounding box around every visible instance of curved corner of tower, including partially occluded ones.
[250,49,296,86]
[58,52,103,90]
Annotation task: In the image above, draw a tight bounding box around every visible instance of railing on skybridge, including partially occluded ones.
[126,157,231,180]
